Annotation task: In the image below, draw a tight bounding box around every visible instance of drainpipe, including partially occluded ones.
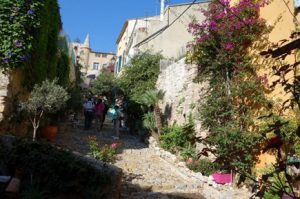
[160,0,165,21]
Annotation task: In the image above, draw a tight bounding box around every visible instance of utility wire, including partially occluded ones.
[134,0,199,48]
[282,0,300,26]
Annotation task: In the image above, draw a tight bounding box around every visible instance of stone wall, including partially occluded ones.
[0,72,9,122]
[156,58,208,137]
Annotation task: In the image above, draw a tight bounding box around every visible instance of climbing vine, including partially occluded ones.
[188,0,271,172]
[0,0,62,89]
[0,0,42,70]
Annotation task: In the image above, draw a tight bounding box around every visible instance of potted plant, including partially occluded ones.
[21,79,69,141]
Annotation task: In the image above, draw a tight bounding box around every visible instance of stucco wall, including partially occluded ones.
[88,52,115,74]
[262,0,297,104]
[139,2,208,60]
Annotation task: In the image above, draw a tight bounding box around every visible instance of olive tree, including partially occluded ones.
[21,79,69,141]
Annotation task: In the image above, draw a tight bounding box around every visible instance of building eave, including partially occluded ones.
[91,51,116,55]
[116,21,129,44]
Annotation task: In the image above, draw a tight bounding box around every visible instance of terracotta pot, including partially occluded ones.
[41,125,58,141]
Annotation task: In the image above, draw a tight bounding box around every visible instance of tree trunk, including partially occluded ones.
[154,105,162,137]
[33,127,38,141]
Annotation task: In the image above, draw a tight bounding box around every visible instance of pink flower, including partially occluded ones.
[209,21,217,30]
[111,143,118,149]
[223,42,235,50]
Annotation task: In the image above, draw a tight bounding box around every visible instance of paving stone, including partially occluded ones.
[54,115,251,199]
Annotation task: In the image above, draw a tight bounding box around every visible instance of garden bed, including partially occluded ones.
[0,135,122,199]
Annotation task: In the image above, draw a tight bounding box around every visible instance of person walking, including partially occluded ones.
[102,98,109,124]
[112,105,121,139]
[83,97,95,130]
[95,98,105,131]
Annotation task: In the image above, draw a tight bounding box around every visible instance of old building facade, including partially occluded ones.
[72,34,116,79]
[115,1,209,75]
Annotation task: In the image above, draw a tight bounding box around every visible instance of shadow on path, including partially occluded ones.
[54,115,206,199]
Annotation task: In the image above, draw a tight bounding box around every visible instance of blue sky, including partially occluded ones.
[58,0,196,53]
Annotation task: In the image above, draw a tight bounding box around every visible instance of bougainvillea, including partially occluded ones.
[188,0,271,172]
[0,0,43,70]
[188,0,269,81]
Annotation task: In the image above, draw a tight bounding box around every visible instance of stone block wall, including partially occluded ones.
[0,72,9,122]
[156,58,208,137]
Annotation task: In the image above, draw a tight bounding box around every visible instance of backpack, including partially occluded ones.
[84,101,94,111]
[108,107,118,119]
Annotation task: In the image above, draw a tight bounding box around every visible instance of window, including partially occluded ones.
[95,53,101,57]
[80,50,84,55]
[93,62,99,70]
[102,54,107,58]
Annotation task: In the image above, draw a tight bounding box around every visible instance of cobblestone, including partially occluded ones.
[55,116,252,199]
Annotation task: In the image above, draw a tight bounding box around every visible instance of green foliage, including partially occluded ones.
[206,128,261,172]
[6,139,111,198]
[21,79,69,115]
[143,112,157,133]
[188,0,271,172]
[180,143,197,161]
[118,52,162,103]
[21,79,69,141]
[90,70,116,99]
[187,159,220,176]
[21,185,47,199]
[88,136,119,163]
[67,86,83,113]
[140,89,165,136]
[160,124,186,153]
[22,0,62,88]
[56,36,71,87]
[0,0,42,70]
[160,117,196,155]
[139,89,165,109]
[263,171,292,199]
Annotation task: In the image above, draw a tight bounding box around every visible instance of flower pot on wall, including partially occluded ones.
[41,125,58,141]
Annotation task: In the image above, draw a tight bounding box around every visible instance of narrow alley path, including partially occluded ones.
[55,115,251,199]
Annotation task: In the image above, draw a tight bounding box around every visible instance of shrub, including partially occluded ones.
[143,112,156,134]
[117,52,162,103]
[188,0,271,173]
[88,136,119,163]
[7,139,111,198]
[180,143,197,161]
[160,117,196,155]
[90,70,117,100]
[160,124,185,153]
[187,159,220,176]
[20,79,69,141]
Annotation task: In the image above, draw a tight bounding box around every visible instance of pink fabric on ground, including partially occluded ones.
[212,173,232,184]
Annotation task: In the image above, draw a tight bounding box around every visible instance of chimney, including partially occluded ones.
[160,0,165,21]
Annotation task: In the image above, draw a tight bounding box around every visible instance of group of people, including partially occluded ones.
[82,95,126,140]
[83,96,108,131]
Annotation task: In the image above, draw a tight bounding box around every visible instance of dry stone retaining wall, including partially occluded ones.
[148,137,252,199]
[156,58,208,137]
